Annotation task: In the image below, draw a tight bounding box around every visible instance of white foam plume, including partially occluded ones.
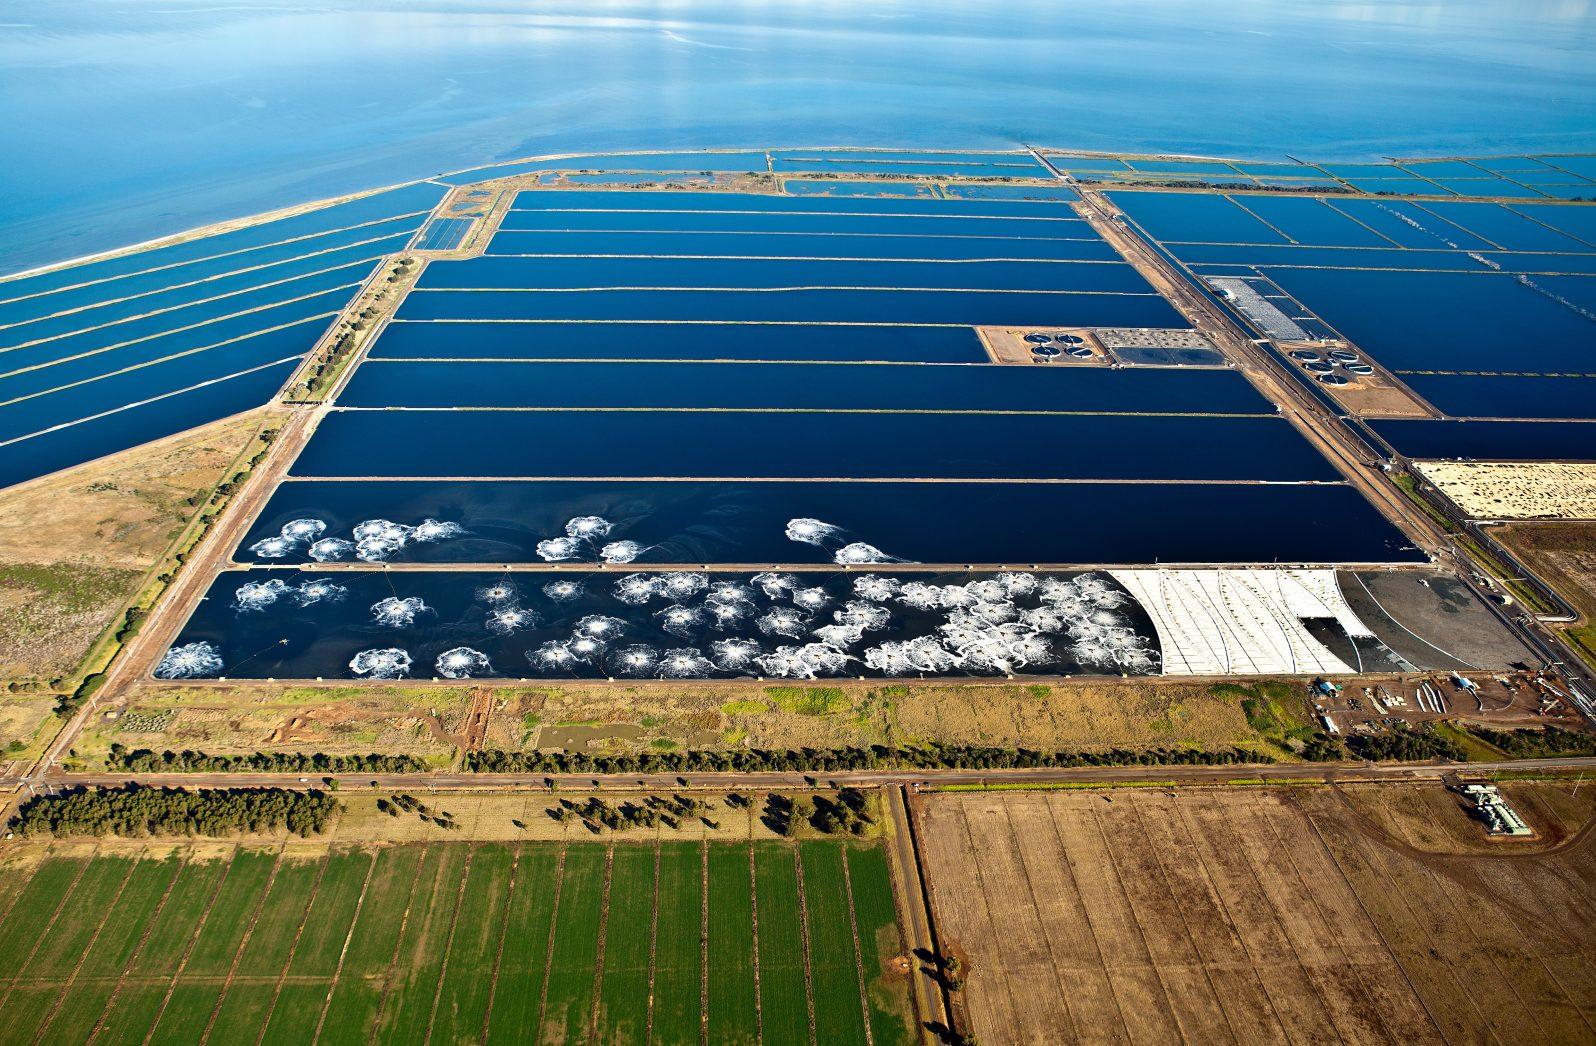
[542,579,584,602]
[536,536,584,562]
[486,605,540,635]
[371,596,429,628]
[709,638,762,670]
[613,574,661,605]
[656,603,703,638]
[834,542,896,565]
[411,519,464,543]
[657,648,714,678]
[234,578,290,612]
[757,607,810,639]
[435,647,491,678]
[600,540,646,564]
[785,518,842,547]
[155,641,223,679]
[293,579,347,606]
[565,515,613,540]
[350,647,412,679]
[308,538,354,562]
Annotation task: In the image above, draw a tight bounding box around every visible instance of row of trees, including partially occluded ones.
[1345,725,1466,763]
[1471,725,1596,759]
[466,742,1275,776]
[10,785,338,838]
[106,744,426,774]
[547,793,714,834]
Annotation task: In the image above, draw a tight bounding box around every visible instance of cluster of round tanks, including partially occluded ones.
[1289,348,1373,384]
[1024,332,1093,361]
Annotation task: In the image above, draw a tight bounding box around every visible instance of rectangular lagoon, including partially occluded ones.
[392,288,1184,328]
[291,409,1340,482]
[235,479,1425,567]
[336,360,1275,414]
[483,230,1118,262]
[369,321,988,363]
[413,257,1152,294]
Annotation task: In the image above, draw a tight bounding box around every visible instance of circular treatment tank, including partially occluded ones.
[1024,333,1052,343]
[1055,334,1086,345]
[1344,363,1374,375]
[1329,349,1361,363]
[1304,361,1335,373]
[1068,347,1094,358]
[1318,373,1350,386]
[1288,350,1321,362]
[1031,344,1063,357]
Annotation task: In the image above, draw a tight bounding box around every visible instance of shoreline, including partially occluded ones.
[11,143,1593,287]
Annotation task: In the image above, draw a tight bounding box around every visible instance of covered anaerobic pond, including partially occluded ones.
[335,360,1276,414]
[232,478,1426,567]
[368,320,990,362]
[290,409,1341,482]
[162,567,1161,681]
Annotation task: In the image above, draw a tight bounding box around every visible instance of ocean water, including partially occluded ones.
[4,0,1596,273]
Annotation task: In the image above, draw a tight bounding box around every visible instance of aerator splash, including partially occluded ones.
[166,569,1161,681]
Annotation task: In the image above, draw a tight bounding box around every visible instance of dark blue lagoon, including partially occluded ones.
[497,210,1087,239]
[484,230,1119,262]
[1108,192,1289,245]
[1371,420,1596,462]
[290,410,1339,482]
[1403,374,1596,421]
[0,237,404,351]
[233,479,1424,567]
[370,321,989,363]
[0,214,421,328]
[0,264,371,373]
[509,191,1079,219]
[0,320,320,442]
[337,360,1275,414]
[416,257,1150,294]
[0,359,296,489]
[0,308,339,401]
[1260,269,1596,373]
[1228,196,1394,248]
[159,567,1162,681]
[393,288,1184,328]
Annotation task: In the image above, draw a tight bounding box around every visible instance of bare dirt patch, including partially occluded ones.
[72,684,471,768]
[99,678,1274,768]
[0,411,272,681]
[916,782,1596,1044]
[1418,462,1596,520]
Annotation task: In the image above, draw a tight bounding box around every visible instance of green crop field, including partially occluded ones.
[0,839,916,1045]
